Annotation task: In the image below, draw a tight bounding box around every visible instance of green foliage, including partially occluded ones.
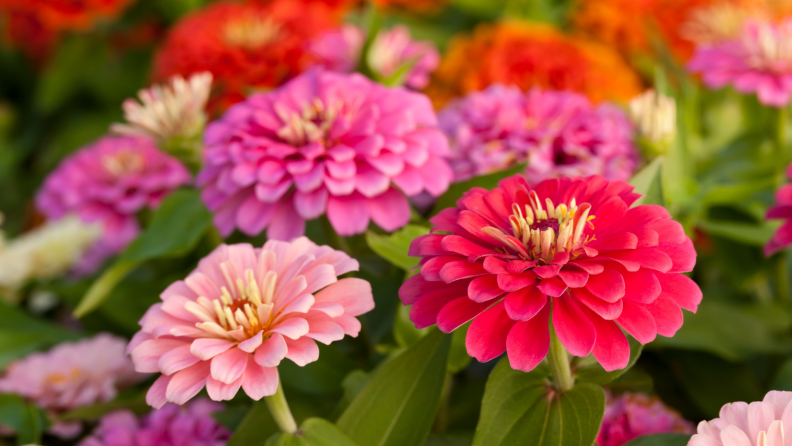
[576,337,644,385]
[0,300,80,369]
[622,434,692,446]
[266,419,358,446]
[473,360,605,446]
[0,394,50,445]
[432,164,526,215]
[366,225,429,272]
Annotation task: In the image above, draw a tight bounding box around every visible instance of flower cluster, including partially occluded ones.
[198,68,452,239]
[425,20,641,109]
[400,174,700,372]
[765,163,792,255]
[128,237,374,407]
[79,399,230,446]
[597,392,694,446]
[36,135,191,273]
[690,390,792,446]
[439,85,639,184]
[152,0,347,109]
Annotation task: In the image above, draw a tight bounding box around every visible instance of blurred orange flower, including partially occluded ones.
[152,0,349,111]
[425,21,642,109]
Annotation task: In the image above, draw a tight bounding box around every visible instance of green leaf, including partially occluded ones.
[622,434,691,446]
[576,336,644,385]
[698,219,779,247]
[700,177,776,207]
[0,394,50,446]
[771,357,792,391]
[337,329,451,446]
[472,359,605,446]
[366,225,429,272]
[74,189,213,317]
[393,306,471,374]
[629,157,665,206]
[59,391,148,421]
[432,165,525,216]
[0,300,81,369]
[228,401,279,446]
[267,418,358,446]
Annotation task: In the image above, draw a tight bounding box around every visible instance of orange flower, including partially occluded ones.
[425,21,641,109]
[152,0,348,111]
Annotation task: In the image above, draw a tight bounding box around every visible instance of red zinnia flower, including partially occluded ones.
[399,175,701,372]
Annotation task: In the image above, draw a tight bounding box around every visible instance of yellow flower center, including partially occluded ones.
[223,16,282,50]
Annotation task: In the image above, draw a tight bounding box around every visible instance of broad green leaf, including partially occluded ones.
[337,329,451,446]
[0,394,50,446]
[228,401,279,446]
[393,306,471,374]
[366,225,429,272]
[698,219,779,247]
[432,164,525,216]
[622,434,691,446]
[0,300,81,369]
[629,157,664,206]
[472,359,605,446]
[266,418,358,446]
[59,391,148,421]
[74,189,212,317]
[576,336,644,385]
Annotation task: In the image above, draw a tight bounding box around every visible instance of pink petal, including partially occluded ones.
[369,187,411,232]
[241,362,279,400]
[269,318,310,339]
[466,301,516,363]
[206,375,243,401]
[536,277,568,297]
[327,192,370,236]
[436,297,492,332]
[132,338,188,373]
[190,338,236,361]
[557,267,589,288]
[146,375,171,409]
[658,239,697,273]
[506,305,551,372]
[622,269,662,304]
[210,348,249,384]
[584,269,625,303]
[645,294,683,337]
[158,344,201,376]
[254,333,288,367]
[571,287,623,321]
[166,361,211,405]
[267,199,305,241]
[284,336,320,366]
[655,272,702,312]
[238,333,264,353]
[504,286,548,321]
[314,278,374,316]
[439,261,488,283]
[294,188,329,220]
[497,271,538,292]
[581,305,630,371]
[616,299,657,344]
[552,295,596,357]
[468,275,504,303]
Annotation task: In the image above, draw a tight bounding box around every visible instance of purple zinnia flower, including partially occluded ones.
[197,68,452,239]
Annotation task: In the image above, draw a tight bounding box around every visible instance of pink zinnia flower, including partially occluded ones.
[309,25,439,90]
[597,392,694,446]
[689,390,792,446]
[79,399,230,446]
[129,237,374,407]
[688,19,792,108]
[36,135,191,272]
[198,68,452,239]
[439,85,639,184]
[399,174,701,372]
[765,164,792,256]
[0,333,141,438]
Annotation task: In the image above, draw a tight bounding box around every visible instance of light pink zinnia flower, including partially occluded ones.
[129,237,374,407]
[765,163,792,256]
[689,390,792,446]
[399,174,700,372]
[309,25,440,90]
[79,399,230,446]
[36,135,191,272]
[688,19,792,108]
[597,392,694,446]
[198,68,452,239]
[439,85,639,184]
[0,333,141,438]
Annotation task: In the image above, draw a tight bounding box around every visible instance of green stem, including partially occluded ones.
[547,329,574,392]
[777,106,788,187]
[264,382,298,434]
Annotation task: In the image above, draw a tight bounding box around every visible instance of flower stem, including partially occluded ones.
[547,329,574,392]
[264,382,298,434]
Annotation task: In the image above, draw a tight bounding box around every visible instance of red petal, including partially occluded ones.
[572,287,623,320]
[506,304,551,372]
[409,234,450,256]
[441,235,497,257]
[580,305,630,372]
[439,261,488,283]
[437,297,493,333]
[409,287,468,329]
[616,299,657,344]
[633,228,659,248]
[568,261,605,275]
[585,269,625,303]
[484,188,513,221]
[589,232,638,251]
[399,274,465,305]
[506,260,537,274]
[534,264,562,279]
[655,273,702,312]
[458,210,502,243]
[588,196,628,232]
[549,251,570,265]
[458,192,505,227]
[497,271,538,292]
[537,277,568,297]
[483,256,509,274]
[622,269,662,304]
[646,294,684,337]
[604,248,673,273]
[504,286,548,321]
[646,219,685,244]
[468,275,504,303]
[657,239,697,273]
[552,295,596,357]
[421,255,461,281]
[557,267,589,288]
[466,301,516,362]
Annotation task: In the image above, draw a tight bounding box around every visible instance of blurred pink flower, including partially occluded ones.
[0,333,141,438]
[197,68,452,239]
[309,25,439,89]
[79,399,230,446]
[438,85,639,184]
[597,392,694,446]
[129,237,374,407]
[689,390,792,446]
[688,19,792,107]
[765,164,792,256]
[36,135,191,272]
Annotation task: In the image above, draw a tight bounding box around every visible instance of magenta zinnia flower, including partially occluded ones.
[79,399,230,446]
[439,85,639,184]
[0,333,141,438]
[597,392,694,446]
[198,68,452,239]
[399,174,700,372]
[129,237,374,407]
[765,164,792,256]
[688,19,792,107]
[36,135,191,272]
[689,391,792,446]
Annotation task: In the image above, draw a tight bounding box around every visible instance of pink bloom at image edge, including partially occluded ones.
[689,390,792,446]
[198,68,452,240]
[765,164,792,256]
[35,135,191,273]
[688,19,792,108]
[400,174,701,372]
[129,237,374,407]
[79,399,230,446]
[597,392,694,446]
[0,333,142,438]
[309,25,440,89]
[439,85,639,184]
